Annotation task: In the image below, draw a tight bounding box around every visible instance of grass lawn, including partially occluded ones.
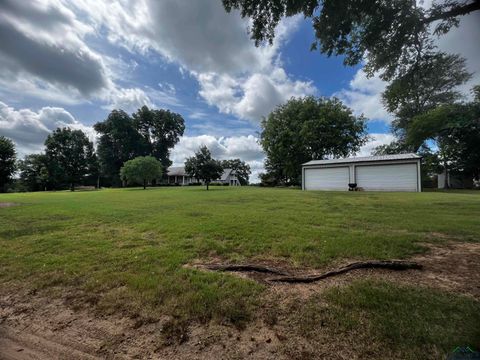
[1,187,479,357]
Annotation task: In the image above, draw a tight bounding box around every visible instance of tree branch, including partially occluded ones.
[267,260,422,283]
[424,0,480,24]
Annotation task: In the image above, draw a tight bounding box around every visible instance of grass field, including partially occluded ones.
[1,187,479,358]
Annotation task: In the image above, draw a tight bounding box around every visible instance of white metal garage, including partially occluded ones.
[302,154,421,192]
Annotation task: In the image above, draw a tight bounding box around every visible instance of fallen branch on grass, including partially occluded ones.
[267,260,422,283]
[205,264,290,276]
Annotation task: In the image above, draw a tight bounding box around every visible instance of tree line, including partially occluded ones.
[0,105,253,192]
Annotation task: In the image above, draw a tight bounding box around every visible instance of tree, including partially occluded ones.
[222,0,479,81]
[18,154,50,192]
[120,156,163,189]
[94,110,148,186]
[0,136,16,192]
[185,146,224,190]
[383,53,471,144]
[406,93,480,187]
[220,159,251,185]
[260,96,367,185]
[132,106,185,171]
[45,128,97,191]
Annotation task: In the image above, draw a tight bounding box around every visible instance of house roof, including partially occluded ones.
[303,153,420,166]
[167,166,187,176]
[220,168,233,181]
[167,167,235,180]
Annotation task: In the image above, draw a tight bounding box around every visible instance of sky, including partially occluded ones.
[0,0,479,182]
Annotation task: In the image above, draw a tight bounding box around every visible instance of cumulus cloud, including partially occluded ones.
[356,133,397,157]
[68,0,314,122]
[0,101,94,157]
[198,68,316,121]
[336,70,391,123]
[0,0,110,99]
[170,135,265,182]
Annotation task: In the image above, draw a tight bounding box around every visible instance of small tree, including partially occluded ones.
[0,136,16,192]
[185,146,223,190]
[120,156,162,189]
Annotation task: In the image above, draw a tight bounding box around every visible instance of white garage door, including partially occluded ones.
[304,167,349,191]
[356,163,418,191]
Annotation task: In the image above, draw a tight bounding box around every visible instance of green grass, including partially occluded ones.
[287,280,480,359]
[1,187,479,347]
[323,280,480,358]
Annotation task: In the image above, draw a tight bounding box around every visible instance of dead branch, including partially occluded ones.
[205,264,289,276]
[267,260,422,283]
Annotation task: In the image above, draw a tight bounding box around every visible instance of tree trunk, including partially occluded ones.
[143,179,146,190]
[443,158,449,190]
[206,181,209,190]
[70,183,75,191]
[97,175,100,189]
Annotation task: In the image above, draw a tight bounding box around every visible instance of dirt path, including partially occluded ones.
[1,242,479,359]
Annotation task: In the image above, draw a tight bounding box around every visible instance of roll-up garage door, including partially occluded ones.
[304,167,349,191]
[356,163,418,191]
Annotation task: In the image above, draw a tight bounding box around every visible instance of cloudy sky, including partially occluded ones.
[0,0,479,182]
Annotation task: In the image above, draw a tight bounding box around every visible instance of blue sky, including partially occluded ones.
[0,0,478,181]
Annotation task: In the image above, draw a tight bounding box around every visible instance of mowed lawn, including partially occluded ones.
[1,187,480,357]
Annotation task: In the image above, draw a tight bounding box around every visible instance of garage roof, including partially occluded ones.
[303,153,420,166]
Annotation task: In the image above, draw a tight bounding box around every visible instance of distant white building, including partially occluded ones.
[166,167,241,186]
[302,154,422,192]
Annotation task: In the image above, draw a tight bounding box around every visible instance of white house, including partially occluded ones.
[213,168,241,186]
[166,167,199,185]
[166,167,241,186]
[302,154,421,192]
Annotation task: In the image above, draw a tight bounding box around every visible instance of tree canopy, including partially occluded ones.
[120,156,163,189]
[222,0,479,80]
[95,107,184,186]
[18,154,50,192]
[406,96,480,185]
[94,110,148,187]
[260,96,367,185]
[132,106,185,170]
[45,128,97,191]
[0,136,16,192]
[185,146,224,190]
[383,53,471,144]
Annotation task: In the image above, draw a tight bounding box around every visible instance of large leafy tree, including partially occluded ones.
[120,156,163,189]
[260,96,367,185]
[406,87,480,187]
[220,159,251,185]
[0,136,16,192]
[132,106,185,171]
[222,0,479,80]
[18,154,51,192]
[94,110,148,186]
[45,128,97,191]
[383,53,471,144]
[185,146,224,190]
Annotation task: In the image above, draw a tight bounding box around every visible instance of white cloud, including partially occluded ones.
[336,70,392,123]
[170,134,265,182]
[356,133,396,157]
[198,68,316,122]
[436,12,480,97]
[67,0,314,122]
[0,101,95,157]
[0,0,111,99]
